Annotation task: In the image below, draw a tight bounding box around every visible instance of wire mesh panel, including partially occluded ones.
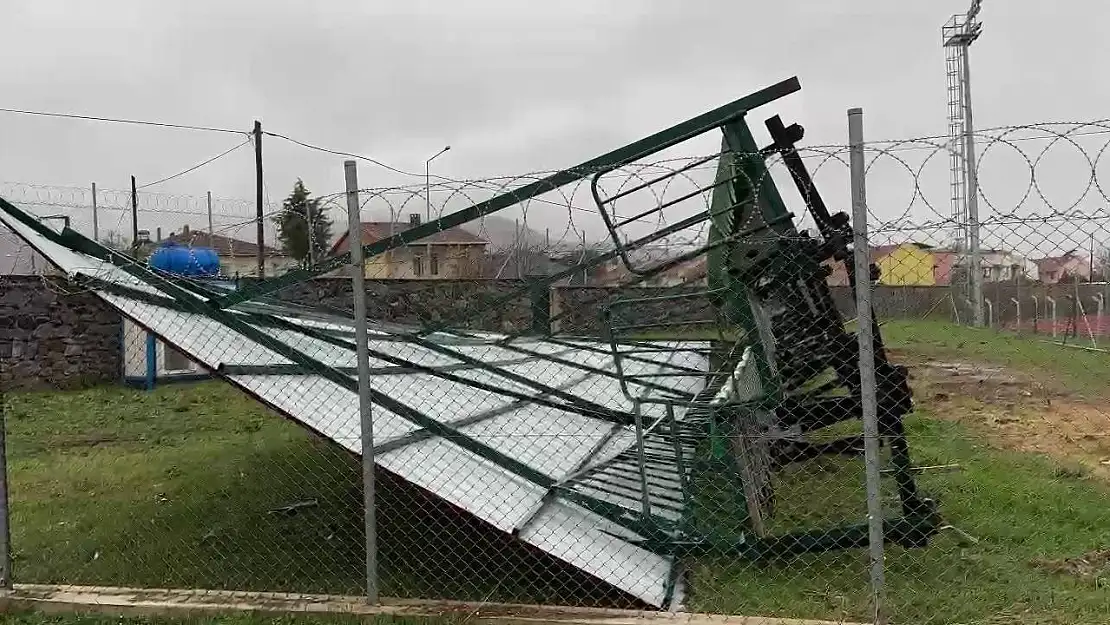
[852,123,1110,625]
[4,84,1110,625]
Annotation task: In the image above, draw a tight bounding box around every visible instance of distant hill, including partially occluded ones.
[460,215,552,251]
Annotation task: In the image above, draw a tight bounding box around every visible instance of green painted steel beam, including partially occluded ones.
[629,508,942,558]
[213,77,801,310]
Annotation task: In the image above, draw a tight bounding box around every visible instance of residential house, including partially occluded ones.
[329,214,488,279]
[825,243,937,286]
[162,225,294,277]
[931,248,1038,285]
[1034,251,1091,284]
[981,249,1038,282]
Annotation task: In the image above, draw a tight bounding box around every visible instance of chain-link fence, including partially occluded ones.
[2,101,1110,625]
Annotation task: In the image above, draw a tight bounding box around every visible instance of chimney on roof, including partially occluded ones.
[409,213,421,226]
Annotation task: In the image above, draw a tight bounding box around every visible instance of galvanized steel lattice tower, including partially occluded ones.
[943,0,984,325]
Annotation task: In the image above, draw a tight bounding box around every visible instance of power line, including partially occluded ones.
[263,131,619,219]
[138,138,252,189]
[262,131,421,177]
[0,106,246,135]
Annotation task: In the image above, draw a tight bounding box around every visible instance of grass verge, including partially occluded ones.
[686,414,1110,624]
[2,383,613,606]
[2,322,1108,624]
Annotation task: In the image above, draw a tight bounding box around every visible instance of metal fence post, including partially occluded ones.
[345,160,378,604]
[1047,296,1057,337]
[0,369,11,591]
[848,107,886,625]
[91,182,99,242]
[1032,295,1039,334]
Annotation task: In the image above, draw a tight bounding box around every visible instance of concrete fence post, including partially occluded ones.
[848,106,886,625]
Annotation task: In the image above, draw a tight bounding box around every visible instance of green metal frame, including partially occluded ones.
[578,97,941,590]
[212,77,802,310]
[0,75,943,610]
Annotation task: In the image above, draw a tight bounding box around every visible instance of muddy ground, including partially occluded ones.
[893,349,1110,482]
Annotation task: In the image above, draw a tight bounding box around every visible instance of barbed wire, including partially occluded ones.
[6,121,1110,282]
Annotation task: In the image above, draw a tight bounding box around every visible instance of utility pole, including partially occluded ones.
[425,145,450,276]
[207,191,214,241]
[254,120,265,278]
[130,175,139,255]
[425,145,451,223]
[307,197,316,267]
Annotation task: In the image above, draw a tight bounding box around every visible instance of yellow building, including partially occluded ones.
[872,243,936,286]
[824,242,937,286]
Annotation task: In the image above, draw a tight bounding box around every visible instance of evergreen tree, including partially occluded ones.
[273,179,332,266]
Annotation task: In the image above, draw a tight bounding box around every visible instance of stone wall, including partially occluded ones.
[0,276,122,391]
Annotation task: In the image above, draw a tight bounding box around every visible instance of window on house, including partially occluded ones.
[429,253,439,276]
[413,255,424,277]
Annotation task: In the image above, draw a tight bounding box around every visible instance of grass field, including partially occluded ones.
[3,321,1110,624]
[2,381,606,607]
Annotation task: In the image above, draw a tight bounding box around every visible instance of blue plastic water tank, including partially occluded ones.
[148,241,221,277]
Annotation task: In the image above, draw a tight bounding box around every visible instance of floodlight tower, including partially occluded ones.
[943,0,984,326]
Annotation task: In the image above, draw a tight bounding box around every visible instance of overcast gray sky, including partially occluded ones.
[2,0,1108,254]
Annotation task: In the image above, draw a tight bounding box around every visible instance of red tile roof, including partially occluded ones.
[163,226,284,257]
[329,222,487,255]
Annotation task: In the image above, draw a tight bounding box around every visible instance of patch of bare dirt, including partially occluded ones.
[903,357,1110,482]
[1032,549,1110,584]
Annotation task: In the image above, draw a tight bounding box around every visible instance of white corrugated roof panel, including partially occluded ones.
[0,197,715,609]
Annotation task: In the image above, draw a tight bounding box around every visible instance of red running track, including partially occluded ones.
[1007,314,1110,337]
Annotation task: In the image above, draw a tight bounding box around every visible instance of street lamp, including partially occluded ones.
[426,145,451,223]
